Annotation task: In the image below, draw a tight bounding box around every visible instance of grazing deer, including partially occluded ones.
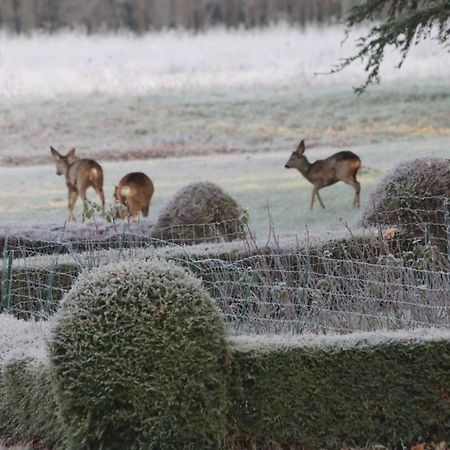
[284,140,361,210]
[114,172,154,219]
[50,147,105,221]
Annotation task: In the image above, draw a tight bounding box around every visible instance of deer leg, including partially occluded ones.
[67,190,78,222]
[316,190,325,209]
[94,186,105,214]
[310,189,316,210]
[353,180,361,208]
[78,186,88,222]
[344,177,361,208]
[142,203,150,217]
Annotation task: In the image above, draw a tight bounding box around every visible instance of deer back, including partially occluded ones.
[68,159,104,190]
[308,151,361,186]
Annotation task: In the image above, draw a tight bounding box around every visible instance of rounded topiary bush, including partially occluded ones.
[362,158,450,245]
[151,181,245,244]
[50,259,229,450]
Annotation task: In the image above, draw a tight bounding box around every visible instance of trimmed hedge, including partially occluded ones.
[1,319,450,449]
[50,259,229,450]
[0,315,64,447]
[227,331,450,449]
[151,181,245,244]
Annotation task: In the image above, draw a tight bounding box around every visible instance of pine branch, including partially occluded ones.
[336,0,450,93]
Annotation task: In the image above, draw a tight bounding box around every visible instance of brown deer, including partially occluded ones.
[284,140,361,210]
[113,172,154,219]
[50,147,105,221]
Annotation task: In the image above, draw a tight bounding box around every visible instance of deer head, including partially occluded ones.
[284,140,310,173]
[50,147,76,176]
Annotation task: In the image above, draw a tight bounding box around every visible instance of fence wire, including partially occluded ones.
[1,196,449,335]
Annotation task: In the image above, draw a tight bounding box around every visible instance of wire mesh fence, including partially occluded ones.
[1,195,449,335]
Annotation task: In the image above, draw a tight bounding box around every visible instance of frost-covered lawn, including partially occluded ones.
[0,25,449,165]
[0,25,448,238]
[0,137,448,238]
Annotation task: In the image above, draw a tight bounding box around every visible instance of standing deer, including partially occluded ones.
[114,172,154,219]
[50,146,105,221]
[284,140,361,210]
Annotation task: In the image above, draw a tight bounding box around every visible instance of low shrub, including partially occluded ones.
[151,181,245,244]
[0,314,63,447]
[50,259,229,450]
[362,158,450,250]
[227,330,450,449]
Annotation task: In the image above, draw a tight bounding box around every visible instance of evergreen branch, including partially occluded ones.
[335,0,450,93]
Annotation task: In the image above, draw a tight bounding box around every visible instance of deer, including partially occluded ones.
[284,140,361,210]
[113,172,154,219]
[50,146,105,222]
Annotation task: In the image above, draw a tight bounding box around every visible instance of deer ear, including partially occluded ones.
[296,140,305,154]
[50,146,60,159]
[66,148,77,162]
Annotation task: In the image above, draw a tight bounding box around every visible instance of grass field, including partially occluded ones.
[0,25,449,239]
[1,136,448,239]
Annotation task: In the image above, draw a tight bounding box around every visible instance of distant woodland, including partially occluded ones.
[0,0,361,33]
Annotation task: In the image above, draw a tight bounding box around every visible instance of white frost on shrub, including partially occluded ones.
[0,314,51,365]
[231,328,450,352]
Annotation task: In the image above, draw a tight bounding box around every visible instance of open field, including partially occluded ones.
[1,83,450,166]
[1,136,448,239]
[0,25,449,238]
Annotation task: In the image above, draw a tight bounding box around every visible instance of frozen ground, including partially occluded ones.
[0,137,448,239]
[1,83,449,166]
[0,25,448,238]
[0,25,449,165]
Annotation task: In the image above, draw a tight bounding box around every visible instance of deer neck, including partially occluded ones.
[297,157,313,179]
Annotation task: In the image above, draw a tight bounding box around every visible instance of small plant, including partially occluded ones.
[83,199,116,223]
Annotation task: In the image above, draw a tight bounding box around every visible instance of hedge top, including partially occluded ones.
[231,328,450,352]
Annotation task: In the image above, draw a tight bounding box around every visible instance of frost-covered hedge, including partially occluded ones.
[227,330,450,449]
[1,314,450,449]
[151,181,245,244]
[0,314,64,447]
[362,158,450,250]
[50,259,229,450]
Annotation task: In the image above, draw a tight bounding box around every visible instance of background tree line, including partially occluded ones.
[0,0,362,33]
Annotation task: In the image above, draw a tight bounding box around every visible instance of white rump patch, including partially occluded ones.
[120,186,131,197]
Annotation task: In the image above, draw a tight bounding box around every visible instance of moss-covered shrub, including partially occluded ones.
[50,259,229,450]
[362,158,450,249]
[226,331,450,449]
[151,181,245,244]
